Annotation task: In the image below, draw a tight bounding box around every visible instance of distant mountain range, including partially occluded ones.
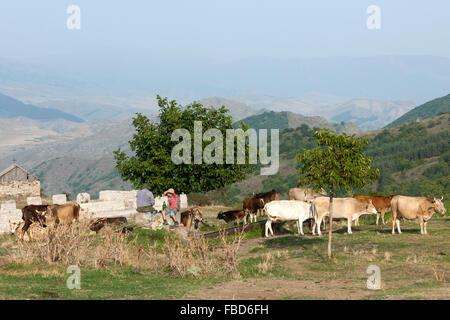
[198,97,262,121]
[385,94,450,128]
[238,96,416,131]
[0,92,83,123]
[2,55,449,103]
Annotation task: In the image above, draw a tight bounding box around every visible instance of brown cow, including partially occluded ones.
[46,202,80,226]
[243,197,265,223]
[180,207,204,233]
[354,195,393,225]
[391,195,446,235]
[254,189,280,216]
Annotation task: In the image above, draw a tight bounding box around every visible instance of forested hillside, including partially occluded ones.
[214,113,450,206]
[234,111,360,134]
[386,94,450,128]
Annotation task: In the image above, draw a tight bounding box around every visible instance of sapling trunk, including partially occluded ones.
[328,189,335,258]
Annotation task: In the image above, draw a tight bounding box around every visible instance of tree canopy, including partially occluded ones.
[297,129,380,196]
[114,96,255,195]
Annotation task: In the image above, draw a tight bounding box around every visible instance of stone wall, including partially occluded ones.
[27,197,42,205]
[78,190,188,219]
[0,200,22,234]
[0,180,40,199]
[52,194,67,205]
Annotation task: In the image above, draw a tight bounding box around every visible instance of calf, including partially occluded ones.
[217,209,247,225]
[21,204,49,238]
[264,200,316,237]
[312,197,377,235]
[12,221,48,242]
[243,198,265,223]
[89,217,128,233]
[180,207,204,232]
[354,195,393,225]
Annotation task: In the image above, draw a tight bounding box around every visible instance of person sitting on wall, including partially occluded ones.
[136,184,155,215]
[162,188,180,226]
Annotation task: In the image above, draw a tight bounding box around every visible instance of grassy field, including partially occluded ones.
[0,206,449,300]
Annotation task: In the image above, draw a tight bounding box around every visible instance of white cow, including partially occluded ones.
[264,200,316,237]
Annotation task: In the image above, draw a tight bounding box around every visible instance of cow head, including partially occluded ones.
[258,198,265,208]
[432,197,447,215]
[192,207,203,222]
[216,211,224,220]
[366,199,378,215]
[9,221,20,234]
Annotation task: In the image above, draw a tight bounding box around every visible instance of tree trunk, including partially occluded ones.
[328,190,335,258]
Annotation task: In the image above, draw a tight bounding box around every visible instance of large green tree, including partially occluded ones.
[114,96,255,195]
[297,129,379,258]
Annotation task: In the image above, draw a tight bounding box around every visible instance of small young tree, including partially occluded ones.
[296,129,379,258]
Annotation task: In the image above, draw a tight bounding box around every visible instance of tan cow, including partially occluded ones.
[289,187,327,202]
[46,201,80,226]
[391,195,446,235]
[312,197,377,235]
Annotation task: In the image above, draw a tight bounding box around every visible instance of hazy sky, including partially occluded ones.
[1,0,449,61]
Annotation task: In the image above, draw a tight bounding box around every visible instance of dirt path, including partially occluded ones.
[184,278,373,300]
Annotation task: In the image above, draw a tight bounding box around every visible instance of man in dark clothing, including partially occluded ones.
[136,184,155,214]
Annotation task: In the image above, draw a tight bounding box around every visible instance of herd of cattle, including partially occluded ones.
[216,188,447,237]
[7,187,447,242]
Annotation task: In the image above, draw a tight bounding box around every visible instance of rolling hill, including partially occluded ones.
[198,97,261,121]
[0,92,84,123]
[386,94,450,128]
[32,157,132,199]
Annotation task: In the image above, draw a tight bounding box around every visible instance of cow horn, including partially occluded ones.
[441,196,444,201]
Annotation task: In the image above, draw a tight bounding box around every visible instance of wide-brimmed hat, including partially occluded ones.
[164,188,175,195]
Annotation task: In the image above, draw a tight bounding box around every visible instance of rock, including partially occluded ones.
[76,193,90,204]
[149,213,164,230]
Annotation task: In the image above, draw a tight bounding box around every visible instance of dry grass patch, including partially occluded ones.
[166,229,243,278]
